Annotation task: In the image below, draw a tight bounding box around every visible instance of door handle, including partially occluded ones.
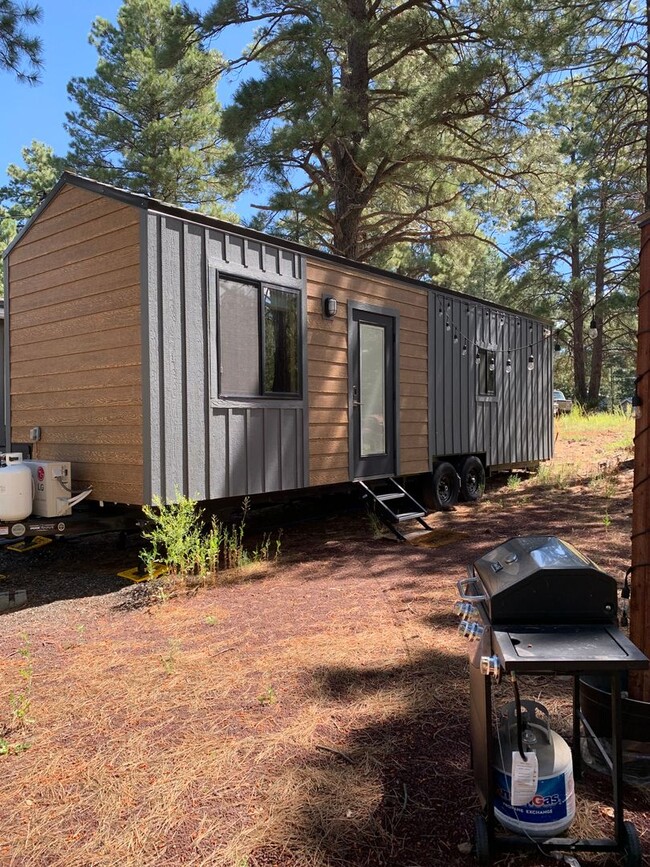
[352,400,362,407]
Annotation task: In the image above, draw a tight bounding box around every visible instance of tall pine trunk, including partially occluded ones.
[330,0,370,260]
[569,187,587,402]
[588,186,607,405]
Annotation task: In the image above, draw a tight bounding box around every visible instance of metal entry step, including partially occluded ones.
[357,478,432,541]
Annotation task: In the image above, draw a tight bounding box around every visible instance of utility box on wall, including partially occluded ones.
[24,460,72,517]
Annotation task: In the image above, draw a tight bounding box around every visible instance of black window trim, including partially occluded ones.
[477,347,497,398]
[216,272,302,401]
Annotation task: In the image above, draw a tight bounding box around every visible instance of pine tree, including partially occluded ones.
[505,78,640,407]
[0,0,42,84]
[0,140,65,222]
[65,0,239,212]
[197,0,586,262]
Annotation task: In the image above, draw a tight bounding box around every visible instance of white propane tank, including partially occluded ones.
[0,453,34,522]
[493,700,575,838]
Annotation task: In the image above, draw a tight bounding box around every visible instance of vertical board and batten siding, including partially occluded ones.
[428,292,553,467]
[6,183,144,503]
[306,258,429,487]
[144,212,307,504]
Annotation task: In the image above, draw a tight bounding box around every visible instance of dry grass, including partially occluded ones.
[0,560,475,867]
[0,420,649,866]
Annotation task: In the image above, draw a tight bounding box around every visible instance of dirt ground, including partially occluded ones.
[0,419,647,867]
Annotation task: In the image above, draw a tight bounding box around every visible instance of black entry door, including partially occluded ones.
[350,308,396,478]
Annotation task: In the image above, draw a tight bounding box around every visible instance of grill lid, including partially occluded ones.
[472,536,617,625]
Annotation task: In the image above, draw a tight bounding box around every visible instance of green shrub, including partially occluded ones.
[140,494,280,588]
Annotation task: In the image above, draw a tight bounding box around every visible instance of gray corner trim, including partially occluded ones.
[139,210,152,504]
[3,257,10,451]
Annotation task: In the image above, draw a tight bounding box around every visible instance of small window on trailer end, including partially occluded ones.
[217,275,301,399]
[477,348,496,396]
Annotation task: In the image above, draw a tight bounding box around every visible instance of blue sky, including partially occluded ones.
[2,1,256,214]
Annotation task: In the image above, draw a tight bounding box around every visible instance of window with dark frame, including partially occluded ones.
[478,348,496,396]
[218,275,301,398]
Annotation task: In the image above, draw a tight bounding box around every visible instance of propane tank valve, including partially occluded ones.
[454,601,479,620]
[459,620,484,640]
[480,654,501,679]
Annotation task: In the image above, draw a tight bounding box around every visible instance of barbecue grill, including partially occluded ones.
[457,536,648,866]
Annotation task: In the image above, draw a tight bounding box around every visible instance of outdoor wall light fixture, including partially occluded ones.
[323,296,337,318]
[632,392,643,420]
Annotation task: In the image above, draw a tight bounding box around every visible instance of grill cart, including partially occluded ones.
[456,536,649,866]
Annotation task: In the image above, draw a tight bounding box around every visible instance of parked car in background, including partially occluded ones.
[553,389,573,416]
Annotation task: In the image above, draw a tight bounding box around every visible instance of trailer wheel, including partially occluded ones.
[622,820,641,867]
[474,814,491,866]
[460,456,485,502]
[430,462,460,510]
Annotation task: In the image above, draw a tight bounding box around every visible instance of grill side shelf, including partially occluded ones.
[491,625,649,674]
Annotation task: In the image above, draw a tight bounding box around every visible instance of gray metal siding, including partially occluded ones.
[145,212,308,504]
[428,292,552,469]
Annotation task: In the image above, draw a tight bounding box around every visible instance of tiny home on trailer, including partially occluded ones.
[2,173,553,520]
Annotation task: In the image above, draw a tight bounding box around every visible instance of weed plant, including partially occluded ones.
[10,633,33,729]
[1,633,33,757]
[141,494,281,591]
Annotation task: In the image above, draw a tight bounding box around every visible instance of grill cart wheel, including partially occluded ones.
[431,461,460,510]
[460,456,485,502]
[622,820,641,867]
[474,813,491,866]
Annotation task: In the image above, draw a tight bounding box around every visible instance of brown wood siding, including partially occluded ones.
[307,258,429,486]
[7,184,144,504]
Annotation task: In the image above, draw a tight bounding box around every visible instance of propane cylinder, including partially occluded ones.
[493,700,575,837]
[0,453,34,521]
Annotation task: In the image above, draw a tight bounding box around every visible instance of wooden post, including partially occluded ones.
[630,216,650,701]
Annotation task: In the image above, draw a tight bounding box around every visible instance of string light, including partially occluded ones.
[434,293,610,375]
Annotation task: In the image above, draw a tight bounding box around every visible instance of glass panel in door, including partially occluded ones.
[360,323,386,456]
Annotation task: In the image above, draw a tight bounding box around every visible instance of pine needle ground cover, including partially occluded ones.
[0,413,647,867]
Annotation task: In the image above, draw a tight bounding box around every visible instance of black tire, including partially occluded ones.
[474,813,491,866]
[430,461,460,510]
[622,820,642,867]
[460,456,486,502]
